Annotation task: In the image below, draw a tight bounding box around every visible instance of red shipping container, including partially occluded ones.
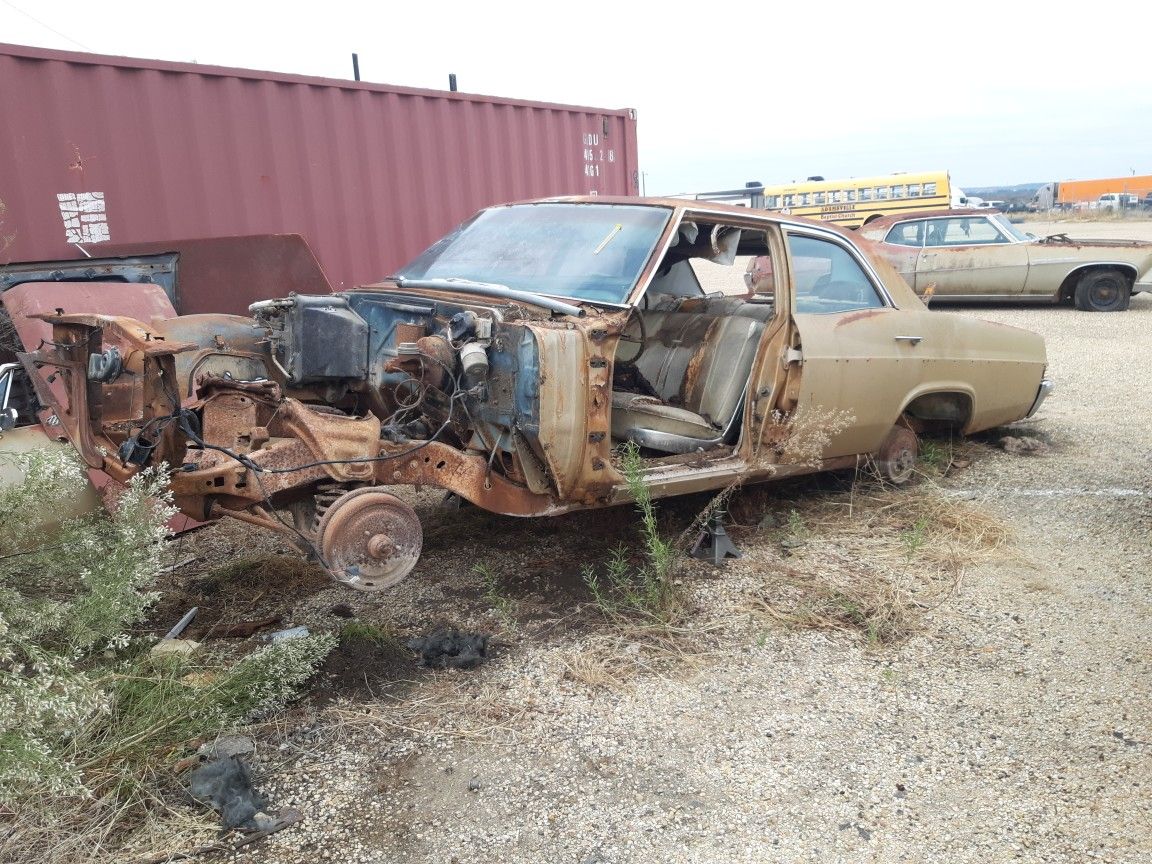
[0,43,639,310]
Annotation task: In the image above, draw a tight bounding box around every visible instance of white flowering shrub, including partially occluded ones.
[0,448,334,816]
[0,450,175,795]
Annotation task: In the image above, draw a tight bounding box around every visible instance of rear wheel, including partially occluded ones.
[1074,268,1131,312]
[875,425,918,485]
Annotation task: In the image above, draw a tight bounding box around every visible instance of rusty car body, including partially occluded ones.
[1,198,1052,590]
[858,209,1152,311]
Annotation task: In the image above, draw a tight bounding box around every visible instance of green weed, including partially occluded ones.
[581,443,682,623]
[339,619,398,646]
[918,438,952,474]
[474,562,517,625]
[900,516,931,559]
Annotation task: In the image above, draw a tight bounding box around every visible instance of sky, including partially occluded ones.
[2,0,1149,195]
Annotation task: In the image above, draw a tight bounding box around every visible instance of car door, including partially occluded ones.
[876,220,924,286]
[779,229,925,459]
[915,216,1029,296]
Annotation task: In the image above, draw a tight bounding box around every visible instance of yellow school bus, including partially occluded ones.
[679,171,955,229]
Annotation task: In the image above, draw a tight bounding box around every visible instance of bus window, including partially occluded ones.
[831,190,842,203]
[814,192,826,205]
[877,187,890,200]
[784,194,796,207]
[847,189,858,202]
[924,182,937,196]
[861,188,874,201]
[892,185,906,199]
[908,183,921,197]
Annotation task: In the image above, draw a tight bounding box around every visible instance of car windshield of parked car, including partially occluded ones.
[394,203,672,305]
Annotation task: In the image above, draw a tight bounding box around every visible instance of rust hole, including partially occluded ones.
[436,460,447,470]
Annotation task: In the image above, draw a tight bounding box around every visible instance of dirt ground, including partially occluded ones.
[147,219,1151,864]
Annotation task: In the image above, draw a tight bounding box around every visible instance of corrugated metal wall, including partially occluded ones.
[0,43,639,301]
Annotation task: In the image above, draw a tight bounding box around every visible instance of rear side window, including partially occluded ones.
[884,222,924,247]
[787,233,886,314]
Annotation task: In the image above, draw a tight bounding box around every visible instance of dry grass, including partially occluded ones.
[559,630,719,692]
[329,677,531,747]
[0,797,220,864]
[561,647,634,692]
[745,483,1014,645]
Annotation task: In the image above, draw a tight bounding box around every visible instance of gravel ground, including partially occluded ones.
[170,222,1151,864]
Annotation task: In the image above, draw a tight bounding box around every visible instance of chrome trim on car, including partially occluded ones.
[1025,377,1055,418]
[0,362,17,411]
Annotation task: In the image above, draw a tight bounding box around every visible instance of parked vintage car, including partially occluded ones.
[858,209,1152,311]
[1,198,1052,590]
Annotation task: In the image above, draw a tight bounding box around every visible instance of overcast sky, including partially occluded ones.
[2,0,1148,195]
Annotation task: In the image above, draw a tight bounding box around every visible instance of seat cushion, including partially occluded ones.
[610,392,717,440]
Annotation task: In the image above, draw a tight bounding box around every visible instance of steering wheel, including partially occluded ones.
[615,307,648,365]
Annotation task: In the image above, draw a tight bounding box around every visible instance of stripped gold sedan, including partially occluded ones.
[3,199,1053,588]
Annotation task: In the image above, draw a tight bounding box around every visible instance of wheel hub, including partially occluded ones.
[317,487,422,591]
[876,426,919,485]
[1092,280,1120,304]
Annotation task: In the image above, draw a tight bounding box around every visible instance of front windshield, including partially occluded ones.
[395,203,672,304]
[990,213,1031,242]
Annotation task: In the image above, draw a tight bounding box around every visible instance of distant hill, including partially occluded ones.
[964,183,1045,201]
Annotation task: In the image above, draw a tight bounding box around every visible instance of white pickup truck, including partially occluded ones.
[1097,193,1140,210]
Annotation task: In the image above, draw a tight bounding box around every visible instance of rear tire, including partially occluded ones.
[1074,268,1131,312]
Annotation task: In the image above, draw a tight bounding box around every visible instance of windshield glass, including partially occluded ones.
[990,213,1030,242]
[394,203,672,304]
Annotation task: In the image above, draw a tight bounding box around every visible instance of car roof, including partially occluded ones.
[857,208,1009,238]
[497,194,866,240]
[861,208,1000,233]
[518,196,925,311]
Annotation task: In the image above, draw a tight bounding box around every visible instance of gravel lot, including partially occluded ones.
[170,220,1151,864]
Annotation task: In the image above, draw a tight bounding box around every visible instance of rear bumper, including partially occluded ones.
[1025,377,1055,418]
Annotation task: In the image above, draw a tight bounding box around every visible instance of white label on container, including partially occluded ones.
[57,192,110,244]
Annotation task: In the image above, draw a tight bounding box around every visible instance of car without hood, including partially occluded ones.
[1,198,1052,590]
[858,208,1152,311]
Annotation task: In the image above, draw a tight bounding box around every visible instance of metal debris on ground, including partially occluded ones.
[161,606,199,639]
[221,616,282,638]
[406,629,489,669]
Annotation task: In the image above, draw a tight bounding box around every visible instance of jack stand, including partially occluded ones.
[690,505,742,565]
